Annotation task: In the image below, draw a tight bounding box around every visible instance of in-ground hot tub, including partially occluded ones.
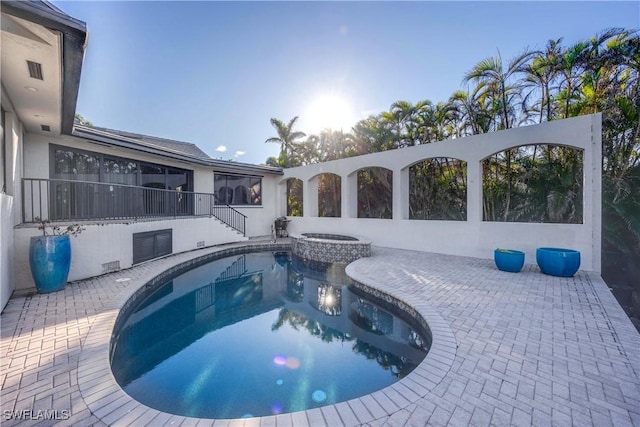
[291,232,371,263]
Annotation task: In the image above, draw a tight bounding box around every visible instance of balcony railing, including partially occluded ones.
[22,178,246,236]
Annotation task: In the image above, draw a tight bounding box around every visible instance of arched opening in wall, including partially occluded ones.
[286,178,303,216]
[409,158,467,220]
[357,167,392,219]
[317,173,341,217]
[482,144,583,223]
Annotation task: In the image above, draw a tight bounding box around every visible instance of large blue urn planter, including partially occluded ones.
[29,235,71,293]
[494,249,525,273]
[536,247,580,277]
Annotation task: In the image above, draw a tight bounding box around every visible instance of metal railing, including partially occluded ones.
[22,178,247,236]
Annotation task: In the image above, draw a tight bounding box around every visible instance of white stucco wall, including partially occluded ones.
[281,114,602,272]
[0,193,14,310]
[1,106,24,311]
[13,217,248,291]
[10,131,283,293]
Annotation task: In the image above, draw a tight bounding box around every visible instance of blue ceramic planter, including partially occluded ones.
[29,235,71,293]
[536,247,580,277]
[494,249,525,273]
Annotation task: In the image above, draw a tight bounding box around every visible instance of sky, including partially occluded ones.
[52,1,639,166]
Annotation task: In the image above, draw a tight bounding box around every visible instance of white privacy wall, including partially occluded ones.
[281,114,602,272]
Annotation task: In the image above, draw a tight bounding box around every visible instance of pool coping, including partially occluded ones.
[77,241,456,426]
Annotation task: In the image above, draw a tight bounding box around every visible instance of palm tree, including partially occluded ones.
[521,38,563,123]
[463,49,534,130]
[449,90,492,136]
[264,116,306,167]
[352,115,396,152]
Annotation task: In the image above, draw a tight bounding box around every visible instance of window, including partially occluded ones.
[48,144,194,219]
[53,148,100,180]
[49,145,193,191]
[103,158,137,185]
[214,173,262,206]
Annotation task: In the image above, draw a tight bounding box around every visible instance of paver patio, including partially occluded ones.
[1,240,639,426]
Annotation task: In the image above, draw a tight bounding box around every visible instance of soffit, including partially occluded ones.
[1,12,62,134]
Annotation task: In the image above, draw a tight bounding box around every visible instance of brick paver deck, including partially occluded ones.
[1,242,639,426]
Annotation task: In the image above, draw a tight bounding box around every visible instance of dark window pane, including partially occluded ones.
[141,163,166,189]
[53,149,99,181]
[214,174,231,204]
[103,158,138,185]
[214,174,261,205]
[167,168,188,191]
[231,176,250,204]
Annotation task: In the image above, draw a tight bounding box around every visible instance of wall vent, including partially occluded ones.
[40,124,50,132]
[133,229,172,264]
[197,241,205,248]
[27,60,43,80]
[102,261,121,274]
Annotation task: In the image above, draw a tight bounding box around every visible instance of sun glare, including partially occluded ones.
[305,95,355,133]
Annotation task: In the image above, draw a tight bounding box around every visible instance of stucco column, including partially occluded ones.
[391,169,409,220]
[305,176,318,217]
[467,160,482,224]
[278,179,287,217]
[344,173,357,218]
[397,167,409,220]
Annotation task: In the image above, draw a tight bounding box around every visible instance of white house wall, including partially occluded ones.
[282,114,602,272]
[1,96,25,311]
[13,217,247,291]
[11,131,284,292]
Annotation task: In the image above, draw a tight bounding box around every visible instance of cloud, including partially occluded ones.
[215,145,227,152]
[234,151,246,158]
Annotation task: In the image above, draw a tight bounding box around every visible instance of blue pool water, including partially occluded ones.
[110,251,430,419]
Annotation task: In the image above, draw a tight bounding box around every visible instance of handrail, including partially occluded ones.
[21,178,247,236]
[211,203,247,236]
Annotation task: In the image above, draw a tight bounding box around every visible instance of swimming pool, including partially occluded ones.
[110,251,430,419]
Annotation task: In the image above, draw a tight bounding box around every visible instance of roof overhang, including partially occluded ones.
[1,1,87,135]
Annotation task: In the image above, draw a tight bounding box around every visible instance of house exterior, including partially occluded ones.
[1,1,604,314]
[0,1,283,311]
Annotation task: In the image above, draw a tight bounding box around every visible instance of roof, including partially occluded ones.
[72,124,283,176]
[85,126,213,161]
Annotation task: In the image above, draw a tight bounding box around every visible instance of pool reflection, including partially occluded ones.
[111,251,430,418]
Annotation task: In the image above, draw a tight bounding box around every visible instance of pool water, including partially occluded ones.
[110,251,429,419]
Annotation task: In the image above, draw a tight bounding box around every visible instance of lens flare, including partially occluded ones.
[273,355,287,366]
[312,389,327,403]
[286,357,300,369]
